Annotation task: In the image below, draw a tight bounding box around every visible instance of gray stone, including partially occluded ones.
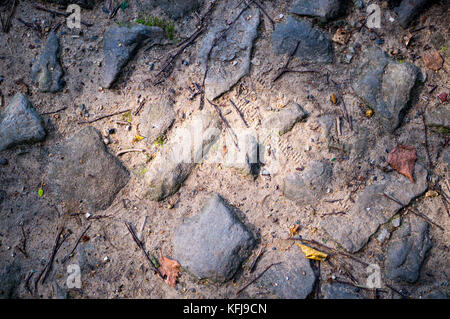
[31,32,65,93]
[377,227,391,244]
[173,193,255,282]
[0,261,21,299]
[44,0,97,9]
[0,93,46,152]
[282,160,333,205]
[321,163,428,253]
[151,0,203,19]
[139,96,175,145]
[319,114,369,159]
[47,126,130,211]
[271,16,332,64]
[425,104,450,134]
[222,133,259,176]
[262,103,307,136]
[321,282,362,299]
[395,0,429,28]
[101,25,165,89]
[290,0,342,22]
[143,111,221,201]
[198,2,260,100]
[351,46,419,132]
[385,216,432,283]
[256,245,316,299]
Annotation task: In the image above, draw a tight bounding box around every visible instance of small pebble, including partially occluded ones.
[0,158,7,165]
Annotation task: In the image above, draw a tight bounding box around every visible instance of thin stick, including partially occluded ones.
[116,148,146,156]
[229,98,249,128]
[207,99,239,149]
[235,262,282,296]
[34,4,93,27]
[385,284,409,299]
[246,0,274,30]
[321,211,346,217]
[124,222,163,277]
[61,225,91,264]
[41,106,67,115]
[24,271,34,295]
[382,193,444,231]
[272,41,300,82]
[134,98,146,116]
[249,244,266,273]
[153,0,219,84]
[16,17,42,38]
[330,78,352,131]
[78,109,131,124]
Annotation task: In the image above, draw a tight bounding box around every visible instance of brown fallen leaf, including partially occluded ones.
[387,145,417,183]
[332,28,351,45]
[422,51,444,71]
[330,93,337,104]
[159,256,180,288]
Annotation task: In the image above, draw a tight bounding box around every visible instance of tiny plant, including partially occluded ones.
[154,135,165,147]
[136,16,175,40]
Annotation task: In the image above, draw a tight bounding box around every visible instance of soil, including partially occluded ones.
[0,0,448,299]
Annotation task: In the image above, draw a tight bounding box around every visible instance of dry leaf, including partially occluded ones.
[387,145,417,183]
[422,51,444,71]
[159,256,180,288]
[132,135,144,143]
[295,243,328,261]
[330,93,337,104]
[332,28,351,45]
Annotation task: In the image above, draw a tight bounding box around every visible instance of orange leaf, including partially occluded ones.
[159,256,180,288]
[387,145,417,183]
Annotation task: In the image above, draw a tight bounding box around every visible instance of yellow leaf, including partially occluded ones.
[132,135,144,143]
[295,243,328,261]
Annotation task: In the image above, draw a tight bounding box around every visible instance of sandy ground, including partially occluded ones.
[0,0,449,299]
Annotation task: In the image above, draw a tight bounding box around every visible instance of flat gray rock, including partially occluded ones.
[262,103,307,136]
[256,245,316,299]
[222,133,259,177]
[425,104,449,134]
[101,24,165,89]
[282,160,333,206]
[143,111,221,201]
[290,0,342,22]
[272,16,332,63]
[139,96,175,145]
[0,93,46,152]
[198,2,260,100]
[151,0,203,19]
[0,261,21,299]
[321,164,428,253]
[395,0,429,28]
[173,193,255,282]
[351,46,419,132]
[385,215,432,283]
[321,282,363,299]
[47,126,130,211]
[31,32,64,93]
